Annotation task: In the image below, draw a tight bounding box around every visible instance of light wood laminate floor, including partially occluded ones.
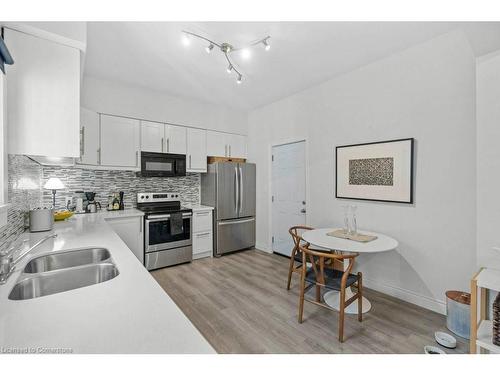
[151,249,468,354]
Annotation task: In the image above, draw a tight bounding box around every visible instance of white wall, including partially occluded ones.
[81,76,248,135]
[477,52,500,271]
[248,31,477,313]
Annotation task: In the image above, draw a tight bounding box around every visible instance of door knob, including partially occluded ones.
[300,209,306,213]
[302,201,306,205]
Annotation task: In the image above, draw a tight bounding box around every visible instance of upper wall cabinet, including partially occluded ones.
[165,124,187,154]
[207,130,247,159]
[78,108,100,165]
[140,121,187,154]
[5,28,80,158]
[141,120,164,153]
[186,128,207,173]
[100,115,140,168]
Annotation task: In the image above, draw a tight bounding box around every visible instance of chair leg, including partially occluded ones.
[357,272,363,322]
[315,285,321,302]
[339,288,346,342]
[298,270,306,323]
[287,249,296,290]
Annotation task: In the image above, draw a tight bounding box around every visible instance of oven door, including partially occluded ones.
[145,213,192,252]
[140,152,186,177]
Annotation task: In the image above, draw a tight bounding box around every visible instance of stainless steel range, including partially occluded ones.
[136,192,192,270]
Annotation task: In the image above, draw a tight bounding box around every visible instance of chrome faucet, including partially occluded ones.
[0,234,58,284]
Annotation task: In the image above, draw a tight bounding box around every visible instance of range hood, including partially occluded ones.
[27,155,76,167]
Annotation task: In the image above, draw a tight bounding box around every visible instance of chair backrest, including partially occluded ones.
[298,243,359,285]
[288,225,315,251]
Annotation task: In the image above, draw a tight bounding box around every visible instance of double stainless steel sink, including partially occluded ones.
[8,248,119,301]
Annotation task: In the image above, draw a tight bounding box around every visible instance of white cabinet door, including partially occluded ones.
[100,115,140,168]
[165,124,187,154]
[206,130,228,157]
[187,128,207,172]
[78,108,100,165]
[227,134,247,159]
[6,29,80,158]
[141,120,164,153]
[106,216,144,264]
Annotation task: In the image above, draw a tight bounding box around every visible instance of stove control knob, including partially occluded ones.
[171,194,174,198]
[140,195,144,199]
[175,195,178,198]
[145,195,149,199]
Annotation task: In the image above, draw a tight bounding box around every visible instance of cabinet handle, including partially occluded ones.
[81,126,85,157]
[229,145,231,157]
[139,219,143,233]
[136,151,139,167]
[196,232,211,237]
[161,137,164,152]
[167,138,170,152]
[196,212,210,216]
[189,155,192,168]
[97,148,101,165]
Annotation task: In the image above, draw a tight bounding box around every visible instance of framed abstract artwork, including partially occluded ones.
[335,138,414,203]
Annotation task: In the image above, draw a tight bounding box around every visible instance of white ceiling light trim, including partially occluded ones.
[181,30,271,84]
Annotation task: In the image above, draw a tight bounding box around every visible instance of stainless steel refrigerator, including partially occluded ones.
[201,162,256,257]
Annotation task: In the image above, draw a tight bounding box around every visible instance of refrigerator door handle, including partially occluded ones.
[234,165,239,215]
[239,165,243,213]
[218,217,255,225]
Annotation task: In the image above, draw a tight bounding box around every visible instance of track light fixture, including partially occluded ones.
[182,30,271,84]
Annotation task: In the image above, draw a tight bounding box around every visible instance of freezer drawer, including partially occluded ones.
[216,217,255,256]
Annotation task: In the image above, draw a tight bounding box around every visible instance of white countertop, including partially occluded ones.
[183,204,214,211]
[0,210,215,354]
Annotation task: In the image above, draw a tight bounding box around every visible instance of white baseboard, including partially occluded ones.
[255,243,272,254]
[363,276,446,315]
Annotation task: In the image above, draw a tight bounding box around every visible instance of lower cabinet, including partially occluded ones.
[105,216,144,264]
[192,209,213,259]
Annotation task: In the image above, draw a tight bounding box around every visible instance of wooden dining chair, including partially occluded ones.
[287,225,315,290]
[297,243,363,342]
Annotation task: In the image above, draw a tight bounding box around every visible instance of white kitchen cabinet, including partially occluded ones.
[141,120,164,153]
[186,128,207,172]
[5,28,80,158]
[206,130,228,157]
[100,115,140,168]
[77,108,100,165]
[192,209,213,259]
[206,130,247,159]
[105,216,144,264]
[165,124,187,154]
[226,133,247,159]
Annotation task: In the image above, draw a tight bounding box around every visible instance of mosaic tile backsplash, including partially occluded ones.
[0,155,201,250]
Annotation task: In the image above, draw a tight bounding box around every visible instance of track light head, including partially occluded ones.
[226,64,233,74]
[263,39,271,51]
[236,74,242,84]
[205,43,214,53]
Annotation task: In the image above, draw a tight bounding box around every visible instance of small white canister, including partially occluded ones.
[29,208,54,232]
[446,290,471,339]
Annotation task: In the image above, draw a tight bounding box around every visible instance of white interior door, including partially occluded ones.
[272,141,306,256]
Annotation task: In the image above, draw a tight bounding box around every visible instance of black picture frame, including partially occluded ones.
[335,138,414,204]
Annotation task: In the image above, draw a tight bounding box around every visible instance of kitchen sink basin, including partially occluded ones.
[23,247,111,273]
[9,263,119,300]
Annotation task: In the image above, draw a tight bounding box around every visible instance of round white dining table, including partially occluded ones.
[301,228,398,314]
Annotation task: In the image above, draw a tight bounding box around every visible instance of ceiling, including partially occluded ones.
[84,22,500,110]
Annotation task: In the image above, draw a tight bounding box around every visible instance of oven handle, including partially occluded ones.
[146,213,192,221]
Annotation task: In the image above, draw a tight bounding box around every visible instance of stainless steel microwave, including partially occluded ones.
[140,152,186,177]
